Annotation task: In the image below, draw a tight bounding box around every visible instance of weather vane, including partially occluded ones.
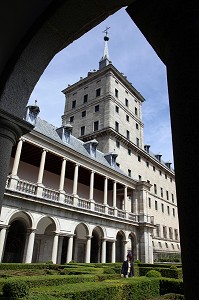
[103,26,110,41]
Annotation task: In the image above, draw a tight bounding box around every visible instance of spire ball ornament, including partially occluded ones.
[104,35,109,41]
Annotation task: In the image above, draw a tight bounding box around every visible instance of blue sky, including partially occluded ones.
[29,8,174,166]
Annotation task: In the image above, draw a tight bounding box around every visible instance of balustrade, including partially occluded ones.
[117,209,126,219]
[78,198,91,210]
[94,203,105,213]
[16,179,37,195]
[42,187,59,201]
[64,194,73,205]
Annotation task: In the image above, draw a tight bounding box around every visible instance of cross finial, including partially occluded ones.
[103,26,110,37]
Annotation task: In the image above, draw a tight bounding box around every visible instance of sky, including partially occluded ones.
[29,7,174,166]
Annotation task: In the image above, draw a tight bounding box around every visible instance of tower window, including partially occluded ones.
[83,94,88,103]
[154,184,157,194]
[153,166,156,172]
[173,208,175,217]
[72,100,76,109]
[128,149,131,155]
[136,123,139,129]
[96,88,101,97]
[115,121,119,132]
[115,105,119,113]
[82,110,86,118]
[138,175,142,181]
[128,169,131,177]
[135,107,138,115]
[95,105,99,112]
[148,197,151,208]
[116,140,120,148]
[70,116,74,123]
[167,206,170,215]
[172,193,174,203]
[155,200,158,210]
[93,121,99,131]
[146,161,149,167]
[160,187,163,197]
[159,170,162,175]
[138,155,141,162]
[115,88,118,98]
[126,130,130,140]
[166,190,169,200]
[80,126,85,136]
[126,115,129,122]
[136,138,139,147]
[163,226,167,238]
[161,203,164,213]
[125,98,129,107]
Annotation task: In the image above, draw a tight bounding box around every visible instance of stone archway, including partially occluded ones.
[3,219,27,263]
[73,223,89,263]
[32,216,56,263]
[91,226,104,263]
[116,231,125,262]
[128,233,136,261]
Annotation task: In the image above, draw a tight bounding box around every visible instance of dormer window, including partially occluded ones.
[83,139,98,158]
[56,124,73,144]
[104,152,118,167]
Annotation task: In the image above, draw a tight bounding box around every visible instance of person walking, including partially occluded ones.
[121,253,134,278]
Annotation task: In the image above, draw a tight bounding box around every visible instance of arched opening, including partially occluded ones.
[73,223,88,262]
[32,217,56,263]
[116,231,125,262]
[91,227,104,263]
[128,233,136,261]
[3,220,27,262]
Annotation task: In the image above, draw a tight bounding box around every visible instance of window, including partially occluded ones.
[160,187,163,197]
[70,116,74,123]
[126,130,130,140]
[154,184,157,194]
[128,148,131,155]
[135,107,138,115]
[161,203,164,213]
[95,105,99,112]
[83,94,88,103]
[126,115,129,122]
[171,243,175,249]
[148,197,151,208]
[167,205,170,215]
[169,227,173,239]
[116,140,120,148]
[173,208,175,217]
[156,225,160,237]
[96,88,101,97]
[165,174,167,179]
[166,190,169,200]
[172,193,174,203]
[155,200,158,210]
[72,100,76,109]
[80,126,85,136]
[174,229,178,240]
[138,175,142,181]
[146,161,149,167]
[158,242,162,248]
[115,106,119,113]
[125,98,129,107]
[115,88,118,98]
[128,169,131,177]
[115,121,119,132]
[93,121,99,131]
[116,162,120,167]
[153,166,156,172]
[170,177,172,182]
[165,242,168,248]
[136,138,139,147]
[138,155,141,162]
[136,123,139,129]
[159,170,162,175]
[163,226,167,238]
[82,110,86,118]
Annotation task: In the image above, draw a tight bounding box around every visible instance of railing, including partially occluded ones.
[5,177,155,225]
[16,179,37,195]
[78,198,91,210]
[42,187,59,201]
[108,207,114,216]
[64,194,73,205]
[94,203,105,213]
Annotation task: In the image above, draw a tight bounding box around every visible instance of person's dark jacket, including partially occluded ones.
[121,259,134,277]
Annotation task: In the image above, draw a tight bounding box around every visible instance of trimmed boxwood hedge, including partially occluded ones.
[139,267,182,279]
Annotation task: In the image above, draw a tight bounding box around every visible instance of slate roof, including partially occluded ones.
[34,117,127,177]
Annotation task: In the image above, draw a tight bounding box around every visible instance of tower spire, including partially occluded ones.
[99,26,111,70]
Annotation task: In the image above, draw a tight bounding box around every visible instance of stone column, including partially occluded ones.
[101,239,106,263]
[59,158,66,202]
[123,240,128,260]
[25,229,36,263]
[66,235,74,263]
[0,226,8,262]
[113,181,117,207]
[124,185,128,211]
[0,111,33,213]
[72,164,79,195]
[111,240,116,263]
[104,177,108,214]
[85,236,92,263]
[59,158,66,191]
[89,171,94,200]
[11,138,24,176]
[51,233,59,264]
[37,149,47,184]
